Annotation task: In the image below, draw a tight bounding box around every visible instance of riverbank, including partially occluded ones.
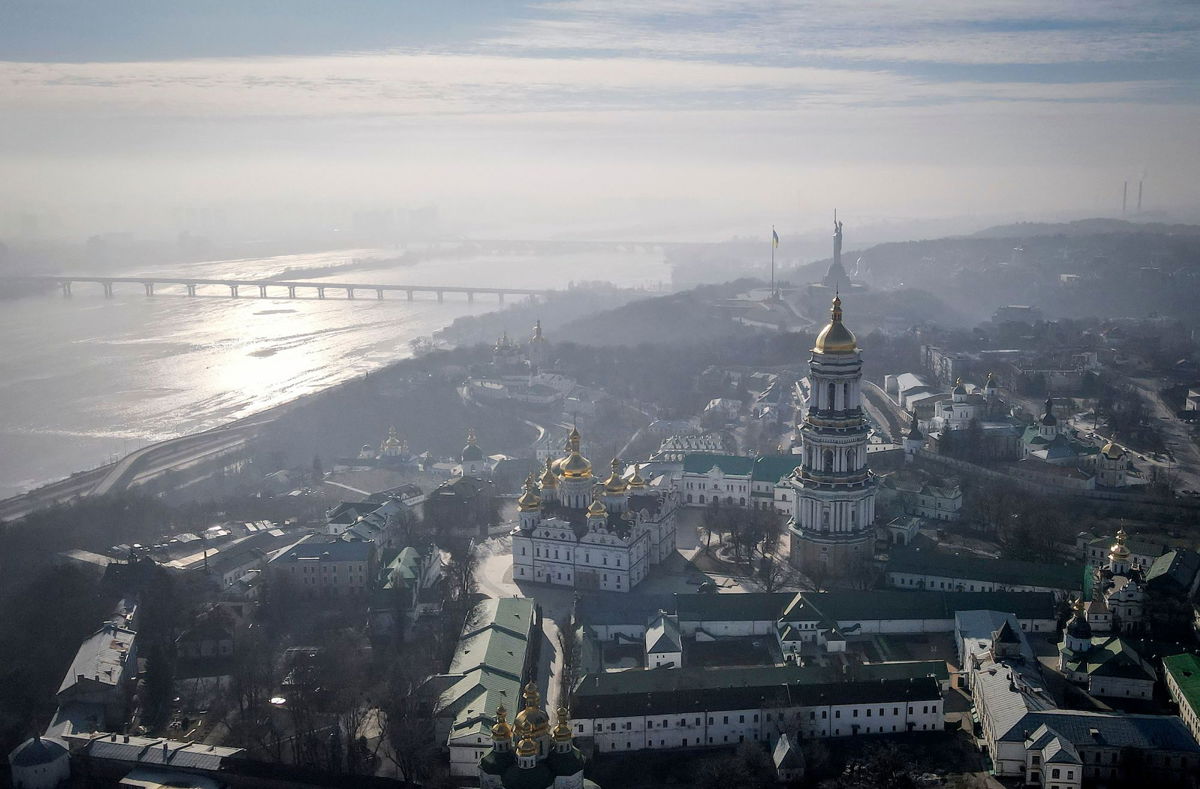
[0,284,647,515]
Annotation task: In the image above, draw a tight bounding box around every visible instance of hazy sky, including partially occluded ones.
[1,1,1198,241]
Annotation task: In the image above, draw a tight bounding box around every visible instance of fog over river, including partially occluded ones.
[0,246,669,498]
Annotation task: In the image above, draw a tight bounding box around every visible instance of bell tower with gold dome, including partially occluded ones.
[785,295,878,570]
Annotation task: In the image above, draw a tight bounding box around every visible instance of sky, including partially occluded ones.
[1,0,1198,242]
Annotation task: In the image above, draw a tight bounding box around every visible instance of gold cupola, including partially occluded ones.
[515,720,538,758]
[517,475,542,512]
[491,705,513,741]
[604,457,628,493]
[514,682,550,737]
[812,295,857,354]
[1109,527,1131,561]
[382,425,402,450]
[587,488,607,518]
[552,707,572,742]
[1101,439,1125,460]
[628,463,646,489]
[539,457,558,489]
[560,426,592,479]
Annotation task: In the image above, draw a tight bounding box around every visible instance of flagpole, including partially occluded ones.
[770,225,776,299]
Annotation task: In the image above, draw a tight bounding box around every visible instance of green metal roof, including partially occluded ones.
[885,548,1084,591]
[1061,636,1155,681]
[1164,653,1200,714]
[682,453,755,476]
[751,455,803,484]
[782,590,1056,624]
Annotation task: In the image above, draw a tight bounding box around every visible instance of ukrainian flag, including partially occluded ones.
[772,228,780,248]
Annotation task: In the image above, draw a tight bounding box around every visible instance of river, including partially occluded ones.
[0,245,669,498]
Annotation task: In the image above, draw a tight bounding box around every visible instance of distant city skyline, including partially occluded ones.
[2,0,1198,241]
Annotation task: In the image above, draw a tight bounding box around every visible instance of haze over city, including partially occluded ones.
[4,4,1200,789]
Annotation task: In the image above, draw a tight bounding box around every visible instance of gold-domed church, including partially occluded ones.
[478,685,599,789]
[512,427,678,592]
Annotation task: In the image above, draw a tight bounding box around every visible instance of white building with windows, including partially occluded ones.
[511,428,678,592]
[678,454,802,511]
[571,666,942,754]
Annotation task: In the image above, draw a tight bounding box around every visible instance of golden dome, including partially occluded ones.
[1110,528,1131,559]
[587,492,607,518]
[604,457,628,493]
[628,463,646,489]
[812,295,857,354]
[559,425,592,478]
[552,707,572,741]
[491,705,513,740]
[1101,440,1125,460]
[383,425,402,449]
[516,732,538,758]
[539,457,558,489]
[517,475,542,512]
[513,682,550,736]
[561,450,592,478]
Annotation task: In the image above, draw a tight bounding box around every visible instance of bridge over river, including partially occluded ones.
[1,275,555,303]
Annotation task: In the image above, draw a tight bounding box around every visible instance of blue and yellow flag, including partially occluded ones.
[772,228,780,248]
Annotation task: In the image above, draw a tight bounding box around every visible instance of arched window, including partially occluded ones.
[823,449,834,473]
[827,382,836,410]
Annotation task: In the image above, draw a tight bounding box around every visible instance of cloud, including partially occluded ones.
[0,50,1181,126]
[488,0,1200,67]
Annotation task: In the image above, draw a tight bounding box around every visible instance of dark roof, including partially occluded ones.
[885,548,1084,591]
[1145,549,1200,595]
[271,536,374,563]
[783,590,1056,624]
[998,710,1200,752]
[575,593,674,627]
[544,746,587,775]
[9,737,68,767]
[994,620,1021,644]
[572,674,940,719]
[626,492,666,516]
[675,591,795,622]
[583,589,1055,629]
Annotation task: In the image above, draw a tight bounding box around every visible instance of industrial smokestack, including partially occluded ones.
[1122,181,1127,215]
[1137,180,1143,212]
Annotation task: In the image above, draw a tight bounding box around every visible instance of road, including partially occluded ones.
[1131,377,1200,492]
[0,464,114,522]
[862,380,907,442]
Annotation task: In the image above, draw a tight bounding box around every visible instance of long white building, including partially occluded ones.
[571,665,943,754]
